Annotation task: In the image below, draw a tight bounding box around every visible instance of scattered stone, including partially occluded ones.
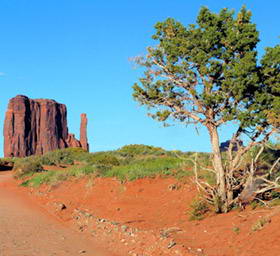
[167,241,176,249]
[168,184,181,191]
[161,227,182,238]
[54,202,67,211]
[121,225,128,232]
[78,250,86,254]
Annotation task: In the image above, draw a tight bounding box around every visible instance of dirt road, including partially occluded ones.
[0,172,110,256]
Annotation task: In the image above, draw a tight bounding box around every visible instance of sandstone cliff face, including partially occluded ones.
[4,95,89,157]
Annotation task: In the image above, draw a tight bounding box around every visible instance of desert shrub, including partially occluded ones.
[189,198,209,221]
[39,149,75,165]
[22,169,72,187]
[250,200,262,210]
[64,147,93,163]
[271,190,280,199]
[172,168,193,180]
[0,157,15,165]
[198,169,216,185]
[68,165,97,177]
[39,148,121,167]
[117,144,167,157]
[29,171,55,187]
[232,226,240,234]
[103,157,183,181]
[251,217,271,231]
[22,165,98,187]
[13,158,44,179]
[88,152,120,169]
[268,198,280,207]
[20,156,187,187]
[17,145,213,187]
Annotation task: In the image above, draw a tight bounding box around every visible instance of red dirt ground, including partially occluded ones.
[2,168,280,256]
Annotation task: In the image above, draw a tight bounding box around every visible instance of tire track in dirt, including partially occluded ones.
[0,172,110,256]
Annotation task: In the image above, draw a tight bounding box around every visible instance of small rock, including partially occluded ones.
[168,184,180,191]
[54,202,66,211]
[79,250,86,254]
[167,241,176,249]
[121,225,128,232]
[161,227,182,238]
[84,212,92,218]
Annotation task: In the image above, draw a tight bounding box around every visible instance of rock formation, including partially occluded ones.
[80,113,89,151]
[4,95,89,157]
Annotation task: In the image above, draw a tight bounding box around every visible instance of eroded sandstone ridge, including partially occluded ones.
[4,95,89,157]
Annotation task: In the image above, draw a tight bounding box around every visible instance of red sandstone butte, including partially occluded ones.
[3,95,89,157]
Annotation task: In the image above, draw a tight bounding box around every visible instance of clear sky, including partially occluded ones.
[0,0,279,155]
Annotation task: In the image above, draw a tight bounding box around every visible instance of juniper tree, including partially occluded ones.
[132,7,280,212]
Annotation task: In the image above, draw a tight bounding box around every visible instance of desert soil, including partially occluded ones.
[1,168,280,256]
[0,171,113,256]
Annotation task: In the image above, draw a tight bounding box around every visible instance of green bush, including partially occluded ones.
[68,165,97,177]
[39,149,75,165]
[88,152,120,169]
[21,165,98,187]
[104,157,183,181]
[13,158,44,179]
[25,171,56,187]
[16,145,212,187]
[116,144,167,157]
[63,147,93,163]
[251,217,271,231]
[189,199,209,221]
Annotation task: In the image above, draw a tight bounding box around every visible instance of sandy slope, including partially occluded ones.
[2,169,280,256]
[0,172,111,256]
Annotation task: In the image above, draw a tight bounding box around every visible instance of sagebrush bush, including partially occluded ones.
[21,165,98,187]
[251,217,271,231]
[104,157,183,181]
[13,158,44,179]
[39,149,75,165]
[88,152,120,168]
[15,145,213,187]
[189,199,209,221]
[116,144,167,157]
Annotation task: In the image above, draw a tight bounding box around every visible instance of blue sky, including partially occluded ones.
[0,0,279,155]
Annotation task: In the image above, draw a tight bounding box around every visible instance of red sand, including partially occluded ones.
[1,169,280,256]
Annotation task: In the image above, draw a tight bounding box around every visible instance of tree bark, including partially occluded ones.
[207,125,228,212]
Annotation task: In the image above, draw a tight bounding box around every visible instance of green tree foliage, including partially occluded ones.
[132,6,280,213]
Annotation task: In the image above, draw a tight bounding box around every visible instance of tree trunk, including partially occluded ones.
[207,125,228,212]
